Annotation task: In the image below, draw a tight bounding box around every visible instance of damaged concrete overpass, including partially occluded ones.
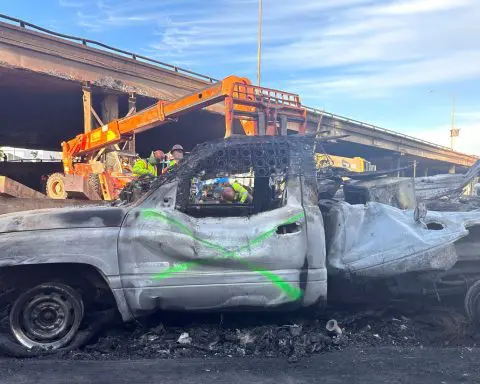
[0,15,477,176]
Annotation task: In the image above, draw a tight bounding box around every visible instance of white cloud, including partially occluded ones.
[366,0,471,15]
[69,0,480,93]
[286,50,480,99]
[256,0,480,100]
[73,0,196,31]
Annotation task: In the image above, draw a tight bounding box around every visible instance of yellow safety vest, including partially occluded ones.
[231,181,249,203]
[132,159,157,177]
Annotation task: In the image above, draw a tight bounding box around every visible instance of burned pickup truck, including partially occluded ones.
[0,136,479,353]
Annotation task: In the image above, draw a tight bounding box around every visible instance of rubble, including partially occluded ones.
[29,302,479,361]
[425,196,480,212]
[326,319,342,336]
[177,332,192,345]
[415,160,480,201]
[344,177,416,209]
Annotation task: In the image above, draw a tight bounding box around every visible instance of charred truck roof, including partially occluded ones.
[120,135,319,205]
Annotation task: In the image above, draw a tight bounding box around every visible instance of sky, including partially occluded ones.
[1,0,480,154]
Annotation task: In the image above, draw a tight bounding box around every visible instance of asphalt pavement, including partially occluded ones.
[1,347,479,384]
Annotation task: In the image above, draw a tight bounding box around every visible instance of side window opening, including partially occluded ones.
[190,171,254,206]
[184,170,287,218]
[175,142,290,218]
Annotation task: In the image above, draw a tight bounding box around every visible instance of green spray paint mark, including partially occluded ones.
[141,209,305,300]
[153,261,198,280]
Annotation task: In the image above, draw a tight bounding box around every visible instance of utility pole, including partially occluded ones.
[257,0,263,86]
[429,90,459,150]
[450,95,460,150]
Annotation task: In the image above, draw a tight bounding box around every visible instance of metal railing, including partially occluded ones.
[0,13,218,83]
[234,83,302,109]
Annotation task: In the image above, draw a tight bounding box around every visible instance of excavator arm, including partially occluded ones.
[61,75,306,175]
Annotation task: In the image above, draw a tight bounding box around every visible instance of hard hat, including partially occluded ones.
[171,144,184,152]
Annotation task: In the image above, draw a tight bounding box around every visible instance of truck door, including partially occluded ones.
[118,138,327,317]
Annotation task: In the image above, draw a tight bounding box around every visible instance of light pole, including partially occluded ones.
[257,0,263,86]
[428,90,458,150]
[450,95,459,150]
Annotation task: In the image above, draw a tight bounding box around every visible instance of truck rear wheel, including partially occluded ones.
[9,282,84,350]
[46,173,68,199]
[464,279,480,325]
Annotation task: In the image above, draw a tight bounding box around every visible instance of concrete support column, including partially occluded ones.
[101,94,120,172]
[448,165,456,174]
[101,94,119,123]
[424,168,429,177]
[396,156,401,178]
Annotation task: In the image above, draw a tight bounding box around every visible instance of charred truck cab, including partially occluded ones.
[0,136,327,353]
[118,136,327,316]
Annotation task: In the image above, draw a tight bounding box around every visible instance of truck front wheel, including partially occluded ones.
[465,279,480,325]
[9,282,84,350]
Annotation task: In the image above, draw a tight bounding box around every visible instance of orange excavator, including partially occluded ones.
[46,75,307,201]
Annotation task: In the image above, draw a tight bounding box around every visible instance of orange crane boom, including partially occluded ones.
[61,75,306,175]
[51,75,306,201]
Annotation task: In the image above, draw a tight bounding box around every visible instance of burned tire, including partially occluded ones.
[46,173,68,199]
[464,279,480,324]
[9,282,84,350]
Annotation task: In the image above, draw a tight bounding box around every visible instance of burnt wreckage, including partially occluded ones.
[0,135,480,355]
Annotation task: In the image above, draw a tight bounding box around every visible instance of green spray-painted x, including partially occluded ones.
[141,209,305,300]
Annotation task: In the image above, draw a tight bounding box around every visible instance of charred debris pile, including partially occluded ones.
[41,304,479,361]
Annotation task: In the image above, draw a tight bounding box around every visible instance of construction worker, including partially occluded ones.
[220,180,253,204]
[132,150,164,177]
[163,144,184,174]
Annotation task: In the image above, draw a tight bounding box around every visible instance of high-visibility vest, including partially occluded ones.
[231,181,249,203]
[162,159,177,174]
[132,159,157,177]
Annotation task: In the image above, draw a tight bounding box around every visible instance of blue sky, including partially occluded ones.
[2,0,480,154]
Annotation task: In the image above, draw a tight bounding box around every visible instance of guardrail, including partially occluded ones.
[0,14,218,84]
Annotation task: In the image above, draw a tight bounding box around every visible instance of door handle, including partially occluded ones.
[276,222,300,235]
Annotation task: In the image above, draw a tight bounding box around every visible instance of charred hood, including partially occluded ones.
[0,206,126,233]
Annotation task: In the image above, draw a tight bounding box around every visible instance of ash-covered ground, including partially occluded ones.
[34,300,479,362]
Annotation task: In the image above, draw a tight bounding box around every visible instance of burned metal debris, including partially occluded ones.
[415,160,480,201]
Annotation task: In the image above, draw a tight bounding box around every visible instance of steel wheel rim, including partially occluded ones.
[10,284,84,350]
